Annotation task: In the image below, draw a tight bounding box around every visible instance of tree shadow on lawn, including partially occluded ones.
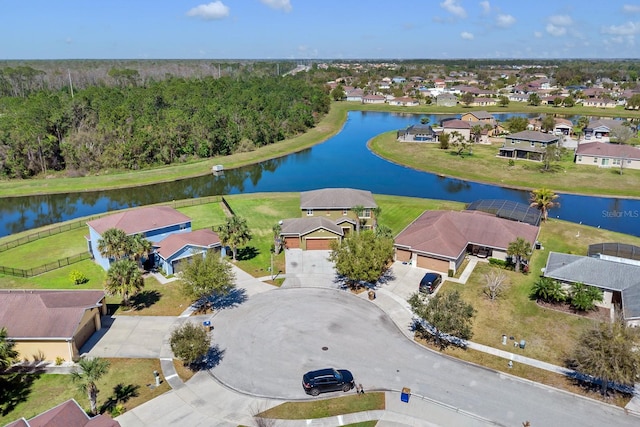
[129,290,162,311]
[0,365,45,416]
[194,288,248,314]
[99,383,140,414]
[236,246,259,261]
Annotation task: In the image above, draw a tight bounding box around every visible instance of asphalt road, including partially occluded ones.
[210,287,637,427]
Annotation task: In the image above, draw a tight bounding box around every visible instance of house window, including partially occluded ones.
[593,158,598,163]
[180,223,187,230]
[530,142,535,147]
[577,156,582,162]
[628,159,632,164]
[343,209,348,216]
[510,139,515,145]
[360,209,371,218]
[307,209,313,216]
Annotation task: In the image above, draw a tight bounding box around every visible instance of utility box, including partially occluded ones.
[519,339,526,349]
[401,387,411,403]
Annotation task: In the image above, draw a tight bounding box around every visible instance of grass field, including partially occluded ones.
[369,131,640,198]
[0,358,169,425]
[258,392,385,419]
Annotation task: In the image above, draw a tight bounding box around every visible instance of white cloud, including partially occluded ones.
[461,31,474,40]
[496,14,515,28]
[546,23,566,36]
[548,15,573,26]
[602,21,640,35]
[186,2,230,20]
[534,31,543,38]
[440,0,466,18]
[260,0,292,12]
[480,1,491,14]
[623,4,640,13]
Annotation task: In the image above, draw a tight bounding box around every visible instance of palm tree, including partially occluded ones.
[272,223,282,255]
[216,215,252,262]
[529,188,559,221]
[97,228,130,261]
[371,206,382,229]
[507,237,532,273]
[530,277,566,303]
[105,259,144,307]
[351,205,365,233]
[129,233,153,269]
[0,327,18,371]
[71,357,110,415]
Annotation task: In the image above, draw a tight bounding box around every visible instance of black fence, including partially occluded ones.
[0,252,92,278]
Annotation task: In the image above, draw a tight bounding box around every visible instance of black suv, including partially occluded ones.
[302,368,355,396]
[419,272,442,294]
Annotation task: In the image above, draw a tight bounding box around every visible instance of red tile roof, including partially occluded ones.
[155,229,221,259]
[394,210,539,259]
[5,399,120,427]
[0,290,104,339]
[87,206,190,235]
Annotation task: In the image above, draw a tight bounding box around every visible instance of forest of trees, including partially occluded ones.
[0,68,330,178]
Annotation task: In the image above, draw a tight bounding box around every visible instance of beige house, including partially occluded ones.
[575,142,640,170]
[0,290,106,362]
[394,210,539,274]
[281,188,377,250]
[582,98,617,108]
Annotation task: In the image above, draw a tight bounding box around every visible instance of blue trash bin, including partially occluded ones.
[400,387,411,403]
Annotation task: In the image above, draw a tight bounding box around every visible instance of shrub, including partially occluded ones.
[488,258,507,268]
[448,269,454,277]
[109,404,126,417]
[170,322,211,368]
[69,269,89,285]
[55,356,65,366]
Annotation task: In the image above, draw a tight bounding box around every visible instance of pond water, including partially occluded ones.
[0,111,638,237]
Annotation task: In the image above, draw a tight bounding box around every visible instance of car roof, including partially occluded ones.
[305,368,336,378]
[422,272,441,280]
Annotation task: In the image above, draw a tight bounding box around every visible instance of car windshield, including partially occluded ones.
[332,369,341,380]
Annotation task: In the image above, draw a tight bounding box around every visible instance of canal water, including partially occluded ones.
[0,111,638,237]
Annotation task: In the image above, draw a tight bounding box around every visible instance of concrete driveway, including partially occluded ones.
[208,286,638,427]
[81,316,177,358]
[283,249,337,288]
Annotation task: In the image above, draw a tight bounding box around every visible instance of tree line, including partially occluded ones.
[0,74,330,178]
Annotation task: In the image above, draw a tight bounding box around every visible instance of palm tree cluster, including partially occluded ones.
[531,278,603,311]
[216,215,252,262]
[529,188,559,221]
[97,228,152,307]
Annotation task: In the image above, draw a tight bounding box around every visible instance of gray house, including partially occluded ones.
[397,124,437,142]
[543,251,640,325]
[499,130,559,161]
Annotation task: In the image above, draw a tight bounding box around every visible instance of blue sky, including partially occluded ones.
[3,0,640,60]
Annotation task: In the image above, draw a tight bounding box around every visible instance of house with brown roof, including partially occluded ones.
[362,94,386,104]
[575,142,640,170]
[281,188,377,250]
[582,97,617,109]
[388,96,419,106]
[0,290,106,362]
[87,206,192,271]
[498,130,559,161]
[4,398,120,427]
[154,228,222,275]
[441,119,472,142]
[394,210,539,274]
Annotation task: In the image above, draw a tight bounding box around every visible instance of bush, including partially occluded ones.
[109,404,126,417]
[69,269,89,285]
[488,258,507,268]
[55,356,65,366]
[170,322,211,368]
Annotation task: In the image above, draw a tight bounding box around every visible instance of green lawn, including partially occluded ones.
[0,358,169,425]
[0,227,89,269]
[177,202,229,231]
[114,275,192,316]
[258,392,384,419]
[0,259,106,290]
[369,131,640,198]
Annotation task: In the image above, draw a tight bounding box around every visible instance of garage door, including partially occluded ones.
[305,238,334,250]
[396,249,412,262]
[285,237,300,249]
[417,255,449,272]
[75,315,97,350]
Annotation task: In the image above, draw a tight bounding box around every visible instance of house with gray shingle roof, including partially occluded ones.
[499,130,559,161]
[281,188,377,250]
[543,251,640,325]
[575,142,640,170]
[154,228,221,275]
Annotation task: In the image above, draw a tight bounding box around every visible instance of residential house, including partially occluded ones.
[575,142,640,170]
[460,111,503,136]
[362,94,386,104]
[4,399,120,427]
[436,93,457,107]
[345,88,364,102]
[553,118,573,136]
[471,97,497,107]
[0,290,106,362]
[498,130,559,161]
[87,206,191,271]
[441,119,472,142]
[433,78,446,89]
[394,210,539,274]
[388,96,419,106]
[397,124,437,142]
[543,251,640,326]
[582,97,617,109]
[508,93,528,103]
[281,188,378,250]
[392,77,406,84]
[155,228,222,275]
[583,118,623,141]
